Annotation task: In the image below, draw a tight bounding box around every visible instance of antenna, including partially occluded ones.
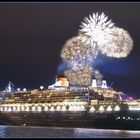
[110,82,113,87]
[55,75,58,83]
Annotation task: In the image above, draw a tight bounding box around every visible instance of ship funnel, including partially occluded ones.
[94,70,103,86]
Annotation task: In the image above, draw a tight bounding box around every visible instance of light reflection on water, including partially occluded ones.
[0,125,140,138]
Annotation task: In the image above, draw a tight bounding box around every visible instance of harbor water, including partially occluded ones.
[0,125,140,138]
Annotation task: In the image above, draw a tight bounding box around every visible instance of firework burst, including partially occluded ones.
[60,12,134,86]
[79,12,114,46]
[99,27,134,58]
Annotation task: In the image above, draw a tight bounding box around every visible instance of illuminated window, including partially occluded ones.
[114,105,120,111]
[8,107,12,112]
[13,106,17,112]
[21,106,25,111]
[99,106,104,112]
[80,105,85,111]
[76,106,81,111]
[106,106,112,112]
[1,107,4,111]
[129,106,140,111]
[31,106,36,112]
[17,107,20,111]
[90,106,95,112]
[44,106,48,111]
[56,106,61,111]
[50,106,55,111]
[37,106,42,112]
[25,107,30,111]
[4,107,8,111]
[68,106,73,111]
[61,106,66,111]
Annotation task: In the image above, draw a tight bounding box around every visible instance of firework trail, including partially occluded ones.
[60,12,133,86]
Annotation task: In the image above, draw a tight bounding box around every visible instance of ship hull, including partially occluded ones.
[0,111,140,130]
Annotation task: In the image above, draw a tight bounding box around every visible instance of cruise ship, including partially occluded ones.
[0,77,140,130]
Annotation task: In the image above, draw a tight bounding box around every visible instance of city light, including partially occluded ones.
[4,107,8,111]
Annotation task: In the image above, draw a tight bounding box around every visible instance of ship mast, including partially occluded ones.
[5,81,15,92]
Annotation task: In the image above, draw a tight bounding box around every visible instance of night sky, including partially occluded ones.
[0,3,139,98]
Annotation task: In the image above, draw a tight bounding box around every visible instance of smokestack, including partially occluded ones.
[94,70,103,86]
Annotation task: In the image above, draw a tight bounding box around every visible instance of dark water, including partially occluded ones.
[0,125,140,138]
